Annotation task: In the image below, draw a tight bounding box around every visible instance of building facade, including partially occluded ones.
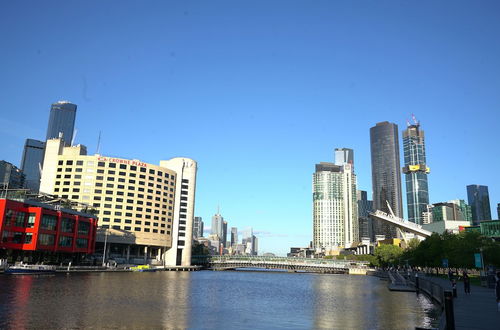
[0,198,97,262]
[20,139,45,192]
[357,190,373,240]
[0,160,25,189]
[193,216,204,239]
[230,227,238,247]
[402,122,430,225]
[467,185,492,224]
[334,148,354,166]
[46,101,77,145]
[313,162,358,253]
[39,138,197,266]
[370,121,403,238]
[211,211,226,247]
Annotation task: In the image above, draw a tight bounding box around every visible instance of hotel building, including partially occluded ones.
[39,138,197,266]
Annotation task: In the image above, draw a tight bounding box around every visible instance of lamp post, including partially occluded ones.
[102,229,108,267]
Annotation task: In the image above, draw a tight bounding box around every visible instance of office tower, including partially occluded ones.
[431,201,472,222]
[467,185,492,225]
[370,121,403,238]
[242,227,255,255]
[20,139,45,192]
[46,101,77,145]
[193,217,204,239]
[402,120,430,225]
[497,203,500,220]
[211,210,224,241]
[313,162,358,253]
[334,148,354,166]
[230,227,238,246]
[252,235,258,256]
[222,220,228,247]
[357,190,374,240]
[0,160,25,189]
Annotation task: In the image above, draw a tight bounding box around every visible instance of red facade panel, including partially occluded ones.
[0,199,97,254]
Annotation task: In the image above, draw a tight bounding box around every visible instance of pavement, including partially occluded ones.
[420,274,500,330]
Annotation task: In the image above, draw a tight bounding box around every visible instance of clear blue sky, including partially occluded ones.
[1,1,499,256]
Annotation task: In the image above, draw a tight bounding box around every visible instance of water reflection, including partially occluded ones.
[312,275,436,329]
[0,271,436,329]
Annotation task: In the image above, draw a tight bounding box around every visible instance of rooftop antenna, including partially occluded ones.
[71,128,77,146]
[96,131,102,154]
[217,204,220,215]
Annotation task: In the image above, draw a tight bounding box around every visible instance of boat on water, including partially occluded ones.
[5,263,57,275]
[130,265,157,272]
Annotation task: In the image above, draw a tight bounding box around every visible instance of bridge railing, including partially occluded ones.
[192,255,370,268]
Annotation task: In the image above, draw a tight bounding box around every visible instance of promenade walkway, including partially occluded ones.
[419,274,500,330]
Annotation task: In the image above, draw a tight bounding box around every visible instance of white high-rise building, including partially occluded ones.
[313,162,358,254]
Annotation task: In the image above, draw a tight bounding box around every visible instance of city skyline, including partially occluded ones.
[1,1,499,255]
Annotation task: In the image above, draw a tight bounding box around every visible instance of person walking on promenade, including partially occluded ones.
[496,271,500,312]
[463,271,471,294]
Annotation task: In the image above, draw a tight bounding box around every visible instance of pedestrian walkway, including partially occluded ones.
[421,274,500,330]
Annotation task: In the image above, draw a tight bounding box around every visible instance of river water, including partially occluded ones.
[0,270,438,329]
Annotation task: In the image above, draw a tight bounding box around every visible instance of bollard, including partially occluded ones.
[444,290,455,330]
[452,280,457,298]
[415,274,420,294]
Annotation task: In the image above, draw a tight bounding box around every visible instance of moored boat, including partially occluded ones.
[5,263,57,275]
[130,265,157,272]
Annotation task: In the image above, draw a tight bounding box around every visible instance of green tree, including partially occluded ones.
[374,244,403,267]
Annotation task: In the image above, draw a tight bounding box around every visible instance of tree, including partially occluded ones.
[374,244,403,267]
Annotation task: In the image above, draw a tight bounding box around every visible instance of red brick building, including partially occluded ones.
[0,198,97,263]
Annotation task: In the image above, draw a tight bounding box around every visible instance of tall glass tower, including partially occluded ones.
[370,122,403,239]
[402,121,430,225]
[467,185,492,224]
[46,101,77,145]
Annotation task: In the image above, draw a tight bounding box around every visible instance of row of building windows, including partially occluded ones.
[57,160,174,180]
[100,225,169,235]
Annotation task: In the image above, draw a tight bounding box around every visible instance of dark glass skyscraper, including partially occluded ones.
[370,122,403,238]
[402,122,429,225]
[46,101,77,145]
[467,185,492,224]
[20,139,45,192]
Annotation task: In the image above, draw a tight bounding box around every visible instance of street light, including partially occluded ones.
[102,228,108,267]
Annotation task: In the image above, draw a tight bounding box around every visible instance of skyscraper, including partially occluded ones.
[230,227,238,247]
[402,121,430,225]
[497,203,500,220]
[0,160,25,189]
[46,101,77,145]
[193,216,204,239]
[211,210,225,243]
[334,148,354,166]
[467,185,492,224]
[313,162,358,253]
[357,190,373,240]
[370,121,403,238]
[20,139,45,192]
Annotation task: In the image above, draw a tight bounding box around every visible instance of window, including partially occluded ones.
[27,213,36,228]
[76,238,88,248]
[106,183,114,188]
[61,218,75,233]
[78,221,90,235]
[14,212,26,227]
[130,166,137,171]
[109,163,116,168]
[134,227,141,231]
[24,232,33,244]
[59,236,73,247]
[140,167,146,173]
[41,214,57,230]
[120,164,127,169]
[124,226,131,230]
[108,170,115,175]
[117,184,125,189]
[38,234,55,246]
[135,220,142,225]
[112,225,120,230]
[97,169,104,173]
[77,160,84,166]
[75,168,83,172]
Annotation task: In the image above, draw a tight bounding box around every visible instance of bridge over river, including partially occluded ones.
[192,256,370,274]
